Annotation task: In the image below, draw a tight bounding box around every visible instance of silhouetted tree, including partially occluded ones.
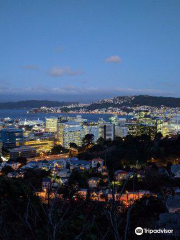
[1,166,13,175]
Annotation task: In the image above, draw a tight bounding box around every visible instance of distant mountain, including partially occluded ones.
[0,100,77,109]
[128,95,180,107]
[120,95,180,107]
[1,95,180,110]
[87,95,180,110]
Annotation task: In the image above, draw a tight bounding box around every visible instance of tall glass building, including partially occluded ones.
[1,128,24,149]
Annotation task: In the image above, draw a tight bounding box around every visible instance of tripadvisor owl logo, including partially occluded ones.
[135,227,174,235]
[135,227,143,235]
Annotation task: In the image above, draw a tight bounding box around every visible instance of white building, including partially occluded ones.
[83,123,99,142]
[63,126,85,148]
[168,117,180,135]
[45,117,58,133]
[115,125,128,138]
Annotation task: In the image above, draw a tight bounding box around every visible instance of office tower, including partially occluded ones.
[1,127,24,149]
[168,117,180,136]
[115,125,128,138]
[57,122,66,145]
[125,123,156,140]
[63,126,85,149]
[57,121,83,146]
[45,117,58,133]
[83,122,99,142]
[98,123,115,140]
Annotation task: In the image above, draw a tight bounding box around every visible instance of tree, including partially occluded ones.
[24,169,50,190]
[51,145,68,155]
[126,196,166,240]
[16,157,27,165]
[97,137,105,146]
[69,142,78,148]
[83,134,94,146]
[68,170,89,188]
[1,165,13,175]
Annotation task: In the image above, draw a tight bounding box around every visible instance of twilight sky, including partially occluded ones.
[0,0,180,102]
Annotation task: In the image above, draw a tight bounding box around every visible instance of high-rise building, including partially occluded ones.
[63,126,85,149]
[109,116,127,138]
[57,122,66,145]
[168,117,180,136]
[57,121,83,147]
[115,125,128,138]
[98,123,115,140]
[125,123,156,140]
[45,117,58,133]
[1,128,24,149]
[83,122,99,142]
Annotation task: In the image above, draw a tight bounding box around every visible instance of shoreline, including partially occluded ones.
[27,111,131,116]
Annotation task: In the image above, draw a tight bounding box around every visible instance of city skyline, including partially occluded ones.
[1,0,180,102]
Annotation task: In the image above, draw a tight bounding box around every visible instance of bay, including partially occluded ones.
[0,109,130,122]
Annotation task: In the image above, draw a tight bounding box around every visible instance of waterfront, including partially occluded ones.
[0,109,130,122]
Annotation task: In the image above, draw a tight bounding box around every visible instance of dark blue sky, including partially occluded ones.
[0,0,180,102]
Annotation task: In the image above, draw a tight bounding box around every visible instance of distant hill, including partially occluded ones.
[86,95,180,110]
[0,95,180,110]
[0,100,77,109]
[128,95,180,107]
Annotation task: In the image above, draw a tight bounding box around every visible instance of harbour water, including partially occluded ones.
[0,109,130,122]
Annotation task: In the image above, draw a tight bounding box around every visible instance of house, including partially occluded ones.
[88,177,100,188]
[23,161,39,169]
[70,159,90,170]
[7,162,21,170]
[89,158,104,168]
[42,178,51,191]
[106,190,155,205]
[36,160,48,169]
[119,190,153,206]
[66,157,78,163]
[7,171,22,178]
[53,159,67,169]
[77,189,88,199]
[58,169,71,178]
[90,191,99,201]
[114,170,134,181]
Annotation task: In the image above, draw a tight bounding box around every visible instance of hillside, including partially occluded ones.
[0,95,180,110]
[87,95,180,110]
[129,95,180,107]
[0,100,77,109]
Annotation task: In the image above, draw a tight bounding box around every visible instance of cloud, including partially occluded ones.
[47,66,83,77]
[21,65,40,70]
[105,55,122,63]
[0,85,175,102]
